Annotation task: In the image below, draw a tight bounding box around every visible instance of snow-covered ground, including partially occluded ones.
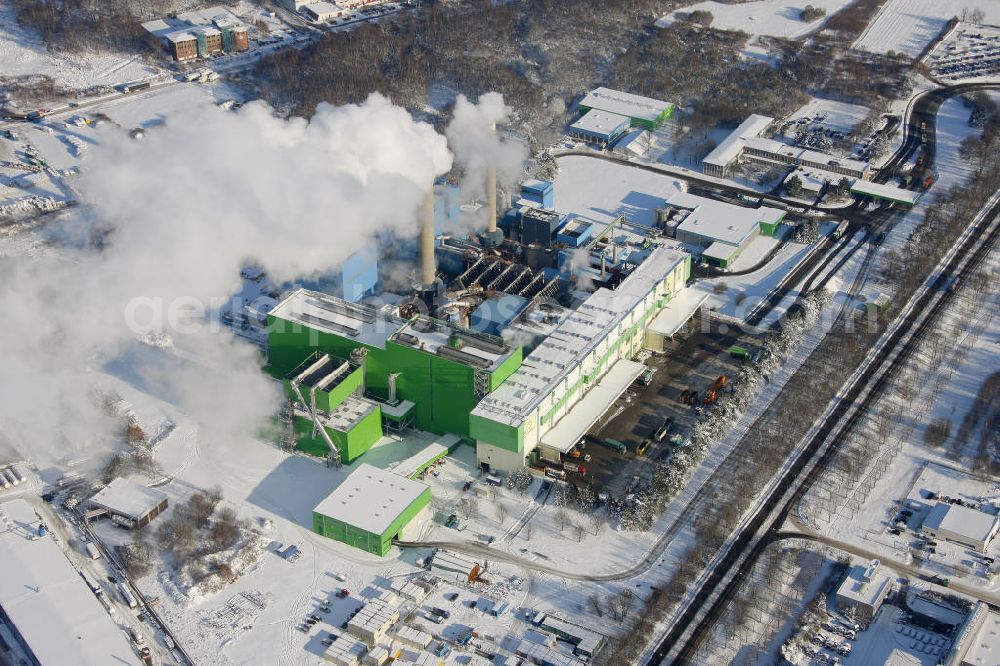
[784,98,871,134]
[656,0,850,38]
[0,3,161,92]
[853,0,1000,59]
[698,237,814,320]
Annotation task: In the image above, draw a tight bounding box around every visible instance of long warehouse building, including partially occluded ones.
[470,246,691,472]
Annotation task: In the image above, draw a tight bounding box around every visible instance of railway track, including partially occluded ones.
[653,190,1000,664]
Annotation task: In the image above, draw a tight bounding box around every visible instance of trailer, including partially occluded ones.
[84,541,102,560]
[122,81,151,94]
[3,468,20,486]
[833,219,849,239]
[728,345,749,360]
[118,582,139,609]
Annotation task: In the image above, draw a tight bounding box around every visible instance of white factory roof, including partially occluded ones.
[390,438,454,479]
[836,561,892,608]
[270,289,402,350]
[850,179,921,205]
[703,114,774,168]
[701,241,741,262]
[666,191,781,247]
[570,110,630,136]
[647,288,709,338]
[313,464,428,536]
[89,477,167,520]
[963,610,1000,666]
[304,1,341,17]
[541,359,644,453]
[0,500,140,665]
[923,502,1000,545]
[472,247,687,427]
[580,87,672,124]
[391,318,515,372]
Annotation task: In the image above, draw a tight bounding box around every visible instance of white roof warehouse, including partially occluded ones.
[922,501,1000,552]
[0,499,140,665]
[579,87,675,128]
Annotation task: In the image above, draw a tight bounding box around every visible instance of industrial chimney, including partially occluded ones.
[420,189,436,287]
[481,165,504,248]
[413,188,437,308]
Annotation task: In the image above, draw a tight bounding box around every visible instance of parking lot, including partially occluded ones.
[928,25,1000,81]
[576,319,765,496]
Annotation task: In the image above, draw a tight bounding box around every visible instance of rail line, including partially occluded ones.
[653,189,1000,664]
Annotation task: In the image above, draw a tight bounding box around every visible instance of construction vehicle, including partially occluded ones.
[711,375,727,390]
[653,417,673,443]
[729,345,749,360]
[833,219,849,239]
[636,440,650,457]
[568,448,581,459]
[678,388,690,403]
[544,467,566,480]
[703,389,717,405]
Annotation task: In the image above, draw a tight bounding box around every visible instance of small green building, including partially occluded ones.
[578,87,675,130]
[312,464,431,556]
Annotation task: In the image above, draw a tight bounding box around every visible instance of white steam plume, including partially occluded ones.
[445,93,526,221]
[0,94,451,465]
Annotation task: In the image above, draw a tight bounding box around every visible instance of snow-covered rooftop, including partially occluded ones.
[923,502,1000,545]
[390,318,515,372]
[579,87,672,124]
[850,179,921,205]
[703,114,773,168]
[89,476,167,520]
[390,437,455,479]
[322,396,378,432]
[836,561,892,608]
[270,289,403,351]
[647,288,709,338]
[472,246,687,427]
[570,110,630,136]
[0,499,140,665]
[666,191,782,247]
[964,610,1000,666]
[313,464,428,536]
[702,241,741,261]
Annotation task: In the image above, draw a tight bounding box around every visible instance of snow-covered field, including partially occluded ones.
[656,0,850,38]
[853,0,1000,58]
[0,3,161,92]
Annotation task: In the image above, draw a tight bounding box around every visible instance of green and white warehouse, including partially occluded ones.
[312,464,431,556]
[470,247,691,473]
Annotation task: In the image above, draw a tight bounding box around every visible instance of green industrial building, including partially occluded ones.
[312,464,431,556]
[268,290,522,440]
[283,351,383,463]
[578,87,675,130]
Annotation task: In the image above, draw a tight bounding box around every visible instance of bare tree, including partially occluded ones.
[495,502,508,525]
[588,593,603,617]
[589,512,606,536]
[573,523,585,543]
[459,497,478,520]
[556,509,570,532]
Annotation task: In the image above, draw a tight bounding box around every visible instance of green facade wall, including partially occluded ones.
[293,405,383,463]
[312,485,431,556]
[469,414,524,454]
[283,362,364,414]
[268,314,523,439]
[577,102,674,130]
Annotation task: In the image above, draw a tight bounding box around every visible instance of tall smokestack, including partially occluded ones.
[421,189,435,287]
[487,165,497,233]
